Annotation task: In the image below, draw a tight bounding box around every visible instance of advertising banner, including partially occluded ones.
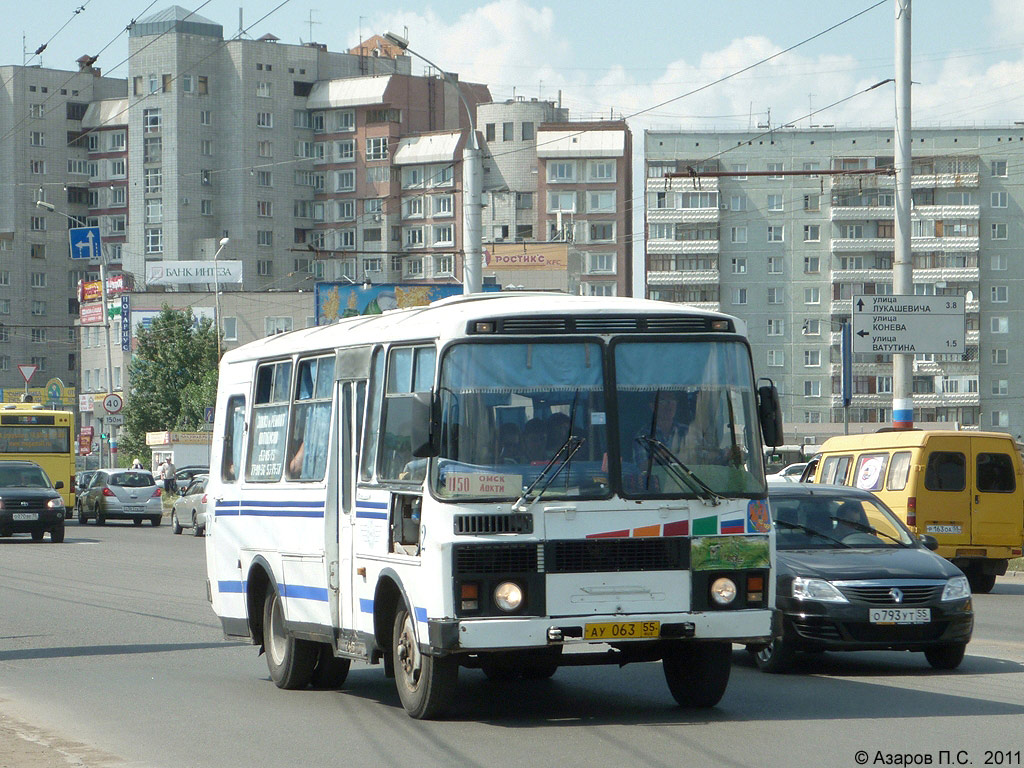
[145,260,243,286]
[80,302,104,325]
[484,243,568,270]
[315,282,500,325]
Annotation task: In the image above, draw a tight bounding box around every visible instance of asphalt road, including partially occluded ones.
[2,523,1024,768]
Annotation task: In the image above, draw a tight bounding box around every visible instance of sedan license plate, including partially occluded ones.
[869,608,930,625]
[12,512,38,521]
[583,621,660,640]
[123,505,145,514]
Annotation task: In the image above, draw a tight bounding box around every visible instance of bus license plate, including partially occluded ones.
[583,621,660,640]
[869,608,930,625]
[12,512,38,521]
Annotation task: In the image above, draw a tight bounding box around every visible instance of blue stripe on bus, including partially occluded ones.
[359,598,374,614]
[414,606,427,623]
[238,507,324,518]
[355,500,388,509]
[218,580,246,593]
[355,510,388,520]
[281,584,329,602]
[238,500,325,508]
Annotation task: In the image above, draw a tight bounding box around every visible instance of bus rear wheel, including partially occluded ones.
[662,641,731,708]
[262,588,316,689]
[392,606,456,719]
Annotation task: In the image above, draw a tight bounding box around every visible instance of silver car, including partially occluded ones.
[171,475,208,536]
[79,469,164,526]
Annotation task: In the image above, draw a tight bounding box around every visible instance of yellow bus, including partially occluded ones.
[0,404,76,509]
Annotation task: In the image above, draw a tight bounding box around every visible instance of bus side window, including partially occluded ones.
[886,451,912,491]
[380,346,435,482]
[924,451,966,492]
[246,360,292,482]
[221,395,246,483]
[821,455,852,485]
[286,355,335,481]
[977,452,1015,493]
[360,350,385,482]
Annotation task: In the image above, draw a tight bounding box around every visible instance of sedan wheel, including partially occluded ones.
[752,635,795,674]
[171,511,183,535]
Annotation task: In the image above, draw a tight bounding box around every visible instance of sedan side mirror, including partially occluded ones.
[54,480,65,490]
[918,534,939,551]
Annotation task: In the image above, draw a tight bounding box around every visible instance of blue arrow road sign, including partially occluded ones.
[69,227,102,261]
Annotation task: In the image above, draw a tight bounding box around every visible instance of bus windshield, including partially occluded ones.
[433,341,609,501]
[614,340,764,498]
[432,337,765,502]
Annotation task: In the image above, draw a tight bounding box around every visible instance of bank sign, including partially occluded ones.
[145,261,243,286]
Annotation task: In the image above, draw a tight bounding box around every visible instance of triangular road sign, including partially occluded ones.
[17,364,38,383]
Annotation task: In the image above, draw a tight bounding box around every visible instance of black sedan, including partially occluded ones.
[752,484,973,672]
[0,460,67,542]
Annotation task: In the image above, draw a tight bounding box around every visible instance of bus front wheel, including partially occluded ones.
[392,606,457,719]
[662,641,731,708]
[262,588,316,689]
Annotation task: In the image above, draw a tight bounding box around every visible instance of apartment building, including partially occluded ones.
[0,61,126,392]
[645,127,1022,442]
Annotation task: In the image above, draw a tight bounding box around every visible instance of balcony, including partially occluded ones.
[647,269,720,286]
[647,208,721,224]
[830,236,980,253]
[647,177,719,193]
[828,391,979,408]
[646,238,719,254]
[829,172,979,190]
[830,205,893,221]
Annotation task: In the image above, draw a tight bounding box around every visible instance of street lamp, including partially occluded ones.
[37,199,116,465]
[212,237,229,360]
[383,31,482,294]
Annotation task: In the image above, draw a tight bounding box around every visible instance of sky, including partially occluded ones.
[4,0,1024,130]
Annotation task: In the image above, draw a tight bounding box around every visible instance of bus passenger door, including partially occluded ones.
[970,436,1021,547]
[916,439,971,545]
[335,380,363,630]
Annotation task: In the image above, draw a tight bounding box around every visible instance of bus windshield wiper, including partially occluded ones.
[774,519,851,548]
[512,434,586,512]
[635,436,722,506]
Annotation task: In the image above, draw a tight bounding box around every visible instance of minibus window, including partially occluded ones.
[360,350,385,482]
[977,453,1015,493]
[853,453,888,491]
[924,452,965,492]
[380,346,435,482]
[286,355,335,481]
[821,455,852,485]
[886,451,912,491]
[246,360,293,482]
[221,395,246,483]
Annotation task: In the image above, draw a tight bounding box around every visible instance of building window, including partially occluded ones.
[991,316,1009,334]
[587,252,615,274]
[803,194,820,211]
[803,225,820,242]
[256,112,273,128]
[485,123,495,141]
[767,162,784,179]
[31,300,46,316]
[768,256,783,274]
[435,254,453,275]
[335,170,355,192]
[730,194,747,211]
[991,191,1008,208]
[30,216,46,231]
[144,167,162,193]
[434,194,454,216]
[731,258,747,274]
[547,191,575,213]
[804,287,820,304]
[992,348,1008,365]
[200,110,211,125]
[143,108,161,133]
[767,194,783,211]
[432,224,453,246]
[257,260,272,276]
[804,319,821,335]
[265,317,293,336]
[145,198,162,224]
[29,131,44,147]
[257,140,272,158]
[991,160,1007,177]
[366,137,389,161]
[803,380,821,397]
[767,225,784,242]
[256,81,271,98]
[730,226,747,243]
[30,159,46,174]
[200,199,213,216]
[257,230,273,247]
[588,191,615,212]
[502,122,514,141]
[804,255,820,273]
[804,350,821,367]
[547,162,575,182]
[767,319,784,336]
[768,287,783,304]
[992,411,1009,427]
[366,165,390,184]
[991,223,1007,240]
[336,139,355,161]
[144,136,162,163]
[145,228,163,254]
[589,222,615,242]
[522,122,534,140]
[992,286,1008,303]
[337,199,355,221]
[993,380,1009,395]
[588,160,616,182]
[733,163,747,180]
[732,288,747,305]
[201,139,213,156]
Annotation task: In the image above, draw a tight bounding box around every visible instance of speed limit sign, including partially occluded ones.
[103,393,123,414]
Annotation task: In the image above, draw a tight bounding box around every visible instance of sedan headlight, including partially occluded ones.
[46,498,65,509]
[941,575,971,601]
[791,577,849,603]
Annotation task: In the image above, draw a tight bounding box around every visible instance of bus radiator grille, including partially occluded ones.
[453,543,540,574]
[546,538,690,574]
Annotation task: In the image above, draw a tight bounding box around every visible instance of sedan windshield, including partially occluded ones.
[770,494,916,549]
[0,467,50,488]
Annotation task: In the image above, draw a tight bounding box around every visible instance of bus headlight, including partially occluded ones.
[710,577,737,605]
[494,581,524,612]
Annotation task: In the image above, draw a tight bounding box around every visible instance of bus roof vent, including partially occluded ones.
[645,316,720,333]
[573,316,639,333]
[496,317,568,334]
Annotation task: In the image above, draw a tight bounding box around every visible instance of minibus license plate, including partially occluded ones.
[869,608,930,625]
[583,621,660,640]
[12,512,38,521]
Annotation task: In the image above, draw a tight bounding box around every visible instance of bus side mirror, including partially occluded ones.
[410,391,439,458]
[757,379,783,449]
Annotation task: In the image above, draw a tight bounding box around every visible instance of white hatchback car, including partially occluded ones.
[171,475,209,536]
[79,469,163,526]
[766,462,808,483]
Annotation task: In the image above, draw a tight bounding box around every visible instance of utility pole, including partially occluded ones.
[893,0,913,428]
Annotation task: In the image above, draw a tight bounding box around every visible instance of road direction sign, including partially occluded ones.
[68,226,103,261]
[103,393,123,414]
[17,364,38,383]
[852,295,966,355]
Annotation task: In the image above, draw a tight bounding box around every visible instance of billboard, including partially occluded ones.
[80,302,104,325]
[145,260,243,286]
[484,243,568,270]
[315,283,500,325]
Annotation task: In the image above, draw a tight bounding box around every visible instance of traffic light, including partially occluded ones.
[100,432,109,441]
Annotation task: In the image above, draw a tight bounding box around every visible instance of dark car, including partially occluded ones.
[0,460,67,543]
[752,484,973,673]
[73,470,97,518]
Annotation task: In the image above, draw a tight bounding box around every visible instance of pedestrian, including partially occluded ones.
[131,457,143,469]
[161,457,177,495]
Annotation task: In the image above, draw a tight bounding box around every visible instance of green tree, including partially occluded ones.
[117,307,218,465]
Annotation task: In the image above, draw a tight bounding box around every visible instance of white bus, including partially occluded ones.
[205,294,782,719]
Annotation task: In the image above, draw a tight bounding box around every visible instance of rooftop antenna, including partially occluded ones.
[307,9,320,42]
[238,8,243,39]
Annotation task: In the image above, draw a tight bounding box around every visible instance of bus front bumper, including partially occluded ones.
[427,608,773,652]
